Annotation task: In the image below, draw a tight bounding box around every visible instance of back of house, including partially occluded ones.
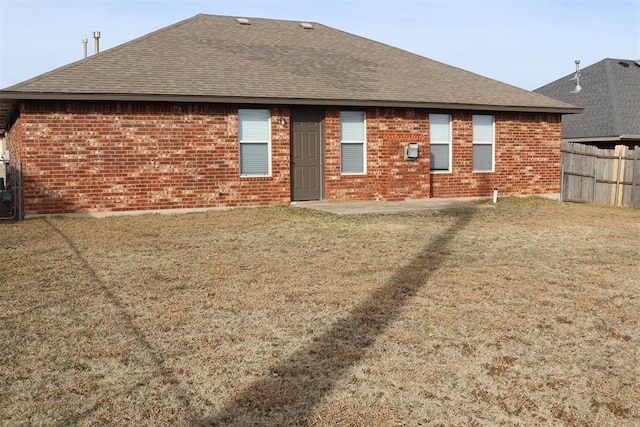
[0,14,580,217]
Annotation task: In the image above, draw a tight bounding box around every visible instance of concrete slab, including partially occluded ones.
[291,198,495,215]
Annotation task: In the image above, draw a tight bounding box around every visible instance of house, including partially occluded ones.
[535,58,640,149]
[0,14,580,217]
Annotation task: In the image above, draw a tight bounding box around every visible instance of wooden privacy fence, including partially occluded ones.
[561,142,639,208]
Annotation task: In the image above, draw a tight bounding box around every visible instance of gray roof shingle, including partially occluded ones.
[0,14,579,130]
[535,58,640,140]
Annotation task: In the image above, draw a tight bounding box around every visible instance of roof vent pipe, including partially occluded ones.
[82,37,88,58]
[93,31,101,54]
[570,59,582,94]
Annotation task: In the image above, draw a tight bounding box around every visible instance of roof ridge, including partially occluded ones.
[604,57,639,62]
[1,14,205,91]
[196,13,320,26]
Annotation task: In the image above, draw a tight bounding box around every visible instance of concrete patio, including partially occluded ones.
[292,197,495,215]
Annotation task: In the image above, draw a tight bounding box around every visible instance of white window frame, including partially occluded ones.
[340,111,367,175]
[472,114,495,172]
[429,113,452,173]
[238,109,271,177]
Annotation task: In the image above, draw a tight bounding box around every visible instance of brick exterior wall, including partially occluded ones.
[4,115,22,160]
[430,112,562,197]
[324,107,430,201]
[6,101,562,216]
[12,101,292,215]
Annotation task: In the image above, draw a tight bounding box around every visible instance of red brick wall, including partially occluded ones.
[9,101,562,216]
[324,107,430,201]
[430,111,562,197]
[4,115,23,159]
[15,101,291,215]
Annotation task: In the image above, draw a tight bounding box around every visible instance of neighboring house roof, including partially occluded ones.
[0,14,580,131]
[535,58,640,143]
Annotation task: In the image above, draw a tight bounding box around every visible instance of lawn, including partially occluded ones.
[1,198,639,426]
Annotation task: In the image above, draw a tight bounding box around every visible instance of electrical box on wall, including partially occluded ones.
[404,143,419,161]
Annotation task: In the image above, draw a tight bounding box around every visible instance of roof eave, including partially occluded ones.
[563,135,640,143]
[0,91,583,125]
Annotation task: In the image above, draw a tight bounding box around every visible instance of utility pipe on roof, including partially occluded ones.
[93,31,100,54]
[82,38,88,58]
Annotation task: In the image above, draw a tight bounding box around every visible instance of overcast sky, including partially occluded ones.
[1,0,639,90]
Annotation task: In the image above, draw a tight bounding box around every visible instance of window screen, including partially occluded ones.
[240,143,269,175]
[430,144,450,171]
[473,144,493,172]
[341,144,364,174]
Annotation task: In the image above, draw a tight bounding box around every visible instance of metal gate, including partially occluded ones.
[1,156,23,220]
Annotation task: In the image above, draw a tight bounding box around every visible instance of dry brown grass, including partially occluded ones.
[1,197,639,426]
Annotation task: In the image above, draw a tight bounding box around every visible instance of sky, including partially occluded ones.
[0,0,639,91]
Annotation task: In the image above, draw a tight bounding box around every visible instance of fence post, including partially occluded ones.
[633,146,639,208]
[560,163,565,202]
[592,161,597,203]
[615,146,627,207]
[17,161,23,219]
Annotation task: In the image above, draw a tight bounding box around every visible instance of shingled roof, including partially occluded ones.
[535,58,640,143]
[0,14,579,130]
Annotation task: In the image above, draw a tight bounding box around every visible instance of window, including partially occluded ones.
[239,109,270,176]
[430,113,451,172]
[473,114,494,172]
[340,111,366,174]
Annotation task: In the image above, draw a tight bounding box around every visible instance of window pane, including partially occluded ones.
[340,111,365,142]
[430,144,450,171]
[239,109,270,142]
[473,115,493,143]
[430,114,450,143]
[473,144,493,171]
[240,143,269,175]
[341,143,364,173]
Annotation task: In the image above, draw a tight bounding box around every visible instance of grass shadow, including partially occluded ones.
[201,208,475,425]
